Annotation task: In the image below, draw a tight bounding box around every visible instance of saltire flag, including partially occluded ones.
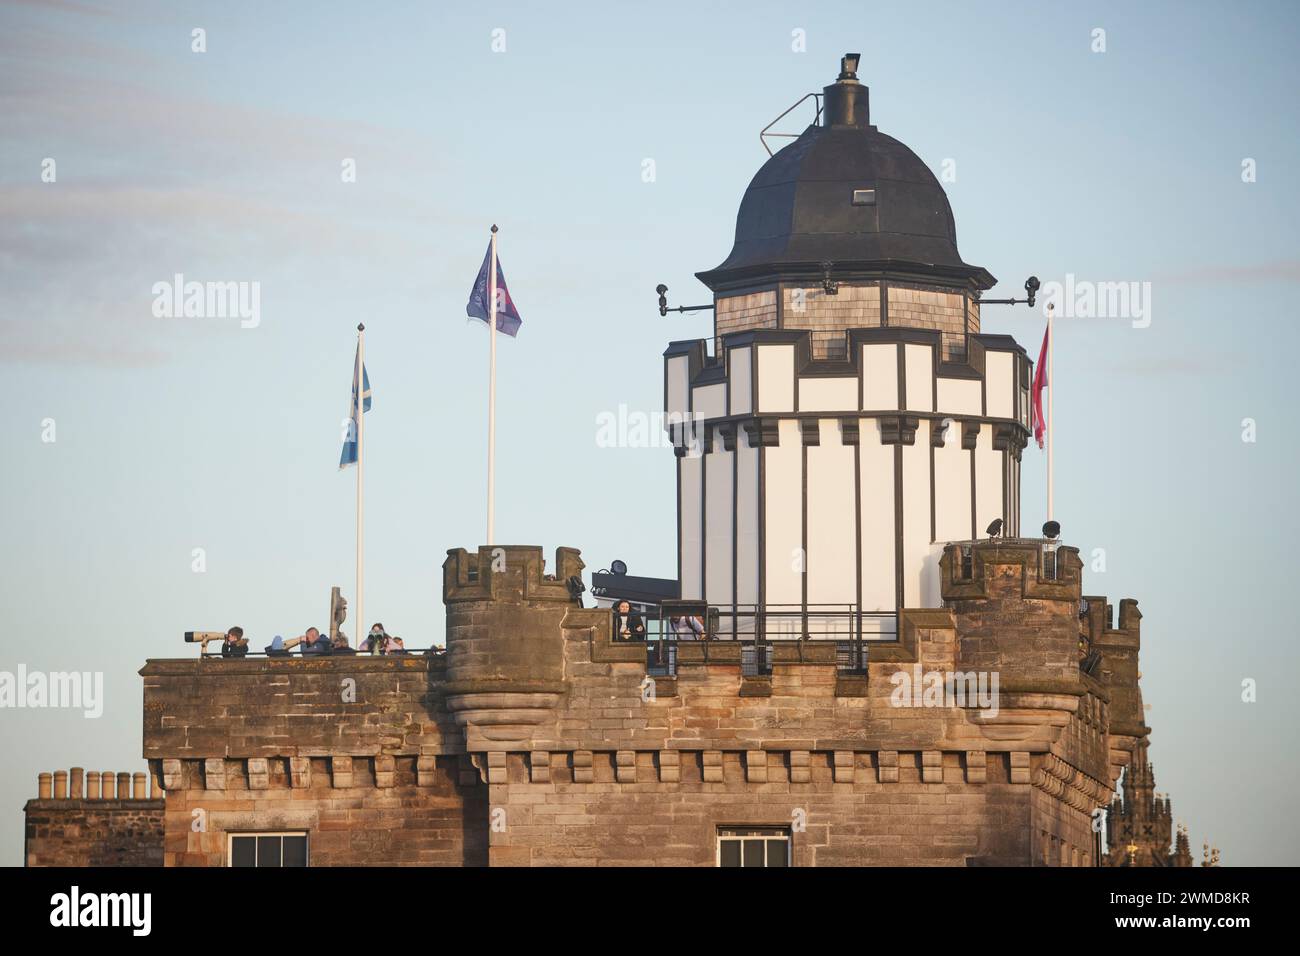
[338,343,372,469]
[466,242,523,336]
[1030,323,1049,449]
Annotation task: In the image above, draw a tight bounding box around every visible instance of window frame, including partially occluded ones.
[227,830,310,868]
[716,826,793,867]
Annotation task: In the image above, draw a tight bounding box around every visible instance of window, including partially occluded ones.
[852,188,876,206]
[229,832,308,867]
[717,827,791,867]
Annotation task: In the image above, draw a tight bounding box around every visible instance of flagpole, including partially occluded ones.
[356,322,365,643]
[487,224,498,546]
[1046,303,1054,522]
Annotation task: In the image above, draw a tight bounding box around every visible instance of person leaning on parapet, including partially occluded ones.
[359,622,404,655]
[613,600,645,642]
[299,627,332,656]
[331,630,354,654]
[358,622,386,654]
[221,626,249,658]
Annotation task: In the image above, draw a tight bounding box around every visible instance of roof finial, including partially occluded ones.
[839,53,861,82]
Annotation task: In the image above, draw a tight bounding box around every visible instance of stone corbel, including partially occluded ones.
[246,758,268,790]
[203,758,226,791]
[161,758,183,792]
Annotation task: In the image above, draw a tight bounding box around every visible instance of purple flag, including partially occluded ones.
[466,242,522,337]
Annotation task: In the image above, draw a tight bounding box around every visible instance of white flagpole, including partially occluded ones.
[356,322,365,643]
[1046,303,1054,522]
[487,225,498,546]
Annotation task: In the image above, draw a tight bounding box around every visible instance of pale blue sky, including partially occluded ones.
[2,0,1298,865]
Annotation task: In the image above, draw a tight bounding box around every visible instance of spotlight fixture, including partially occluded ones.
[986,518,1003,538]
[981,275,1040,307]
[1042,520,1060,540]
[655,283,714,317]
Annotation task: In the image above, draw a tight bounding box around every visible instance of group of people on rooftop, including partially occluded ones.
[218,623,420,658]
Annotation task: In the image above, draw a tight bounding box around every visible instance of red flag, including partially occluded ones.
[1030,323,1049,449]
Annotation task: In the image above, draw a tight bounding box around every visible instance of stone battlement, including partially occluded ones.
[25,768,163,867]
[123,543,1149,865]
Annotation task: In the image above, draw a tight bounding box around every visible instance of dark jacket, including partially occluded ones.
[221,639,248,658]
[613,609,646,641]
[300,637,332,656]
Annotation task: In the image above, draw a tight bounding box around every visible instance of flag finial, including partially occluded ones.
[491,224,498,233]
[357,322,364,331]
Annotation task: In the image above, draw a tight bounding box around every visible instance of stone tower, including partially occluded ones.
[665,54,1030,630]
[26,55,1166,869]
[1104,739,1196,867]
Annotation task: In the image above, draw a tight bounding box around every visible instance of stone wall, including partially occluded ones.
[438,545,1138,867]
[120,544,1146,867]
[154,755,486,867]
[140,654,484,866]
[25,801,164,867]
[484,749,1033,866]
[24,768,163,866]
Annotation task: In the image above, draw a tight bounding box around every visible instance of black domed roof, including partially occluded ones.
[697,59,993,292]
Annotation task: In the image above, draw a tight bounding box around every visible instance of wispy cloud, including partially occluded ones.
[1152,260,1300,284]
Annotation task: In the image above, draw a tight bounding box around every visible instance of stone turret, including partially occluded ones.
[442,545,585,750]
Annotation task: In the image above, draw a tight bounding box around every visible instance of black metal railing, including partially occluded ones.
[951,538,1061,582]
[199,646,443,659]
[625,602,897,677]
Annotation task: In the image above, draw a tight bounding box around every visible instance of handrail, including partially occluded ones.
[199,647,444,659]
[621,602,898,676]
[759,92,822,157]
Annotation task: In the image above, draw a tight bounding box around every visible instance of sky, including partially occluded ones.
[2,0,1298,866]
